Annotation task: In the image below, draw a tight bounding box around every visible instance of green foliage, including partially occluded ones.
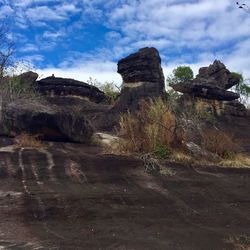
[166,65,194,86]
[0,75,38,102]
[100,82,120,104]
[87,77,120,104]
[173,66,194,82]
[153,144,171,159]
[231,72,250,104]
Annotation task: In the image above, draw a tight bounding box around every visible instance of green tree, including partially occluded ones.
[231,72,250,104]
[87,77,120,104]
[166,66,194,86]
[173,66,194,82]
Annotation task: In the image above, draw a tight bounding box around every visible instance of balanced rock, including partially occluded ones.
[35,77,106,103]
[171,60,240,101]
[113,47,166,111]
[2,99,93,143]
[195,60,240,89]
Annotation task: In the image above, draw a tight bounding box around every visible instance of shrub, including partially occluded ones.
[201,128,239,158]
[87,77,120,104]
[117,98,183,156]
[153,144,171,159]
[15,133,42,148]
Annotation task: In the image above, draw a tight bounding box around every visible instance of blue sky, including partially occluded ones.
[0,0,250,84]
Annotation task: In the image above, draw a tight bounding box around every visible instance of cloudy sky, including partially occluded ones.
[0,0,250,84]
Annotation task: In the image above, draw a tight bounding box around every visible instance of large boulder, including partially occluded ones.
[170,60,247,117]
[195,60,240,90]
[2,99,93,143]
[18,71,39,84]
[170,60,241,101]
[35,77,106,103]
[113,47,167,111]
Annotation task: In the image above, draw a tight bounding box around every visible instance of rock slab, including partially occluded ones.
[2,99,93,143]
[35,77,106,103]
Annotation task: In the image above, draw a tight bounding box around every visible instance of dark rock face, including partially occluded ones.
[118,47,165,86]
[19,71,39,84]
[35,77,106,103]
[195,60,240,90]
[172,82,240,101]
[2,99,93,143]
[113,47,166,111]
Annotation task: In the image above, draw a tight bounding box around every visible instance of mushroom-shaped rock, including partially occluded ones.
[113,47,167,111]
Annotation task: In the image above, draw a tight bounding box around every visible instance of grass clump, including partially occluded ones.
[201,128,239,158]
[219,154,250,168]
[15,133,42,148]
[117,98,183,157]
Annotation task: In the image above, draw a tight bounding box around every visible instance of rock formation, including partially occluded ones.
[171,60,247,117]
[113,47,167,111]
[19,71,39,84]
[35,76,106,103]
[2,99,93,143]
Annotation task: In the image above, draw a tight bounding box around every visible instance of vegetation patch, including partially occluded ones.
[15,133,42,148]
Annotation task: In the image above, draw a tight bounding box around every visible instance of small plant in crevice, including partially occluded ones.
[153,144,171,159]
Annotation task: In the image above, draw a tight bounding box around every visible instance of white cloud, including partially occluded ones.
[36,60,122,84]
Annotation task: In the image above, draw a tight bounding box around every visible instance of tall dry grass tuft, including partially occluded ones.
[201,128,239,158]
[117,98,183,156]
[15,133,42,148]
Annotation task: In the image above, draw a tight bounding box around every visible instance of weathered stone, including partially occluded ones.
[35,77,106,103]
[195,60,240,89]
[118,47,165,86]
[113,47,167,111]
[171,81,240,101]
[2,99,93,143]
[19,71,39,84]
[186,142,221,161]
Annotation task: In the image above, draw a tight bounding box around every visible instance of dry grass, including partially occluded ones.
[15,133,42,148]
[170,151,195,163]
[219,154,250,168]
[201,128,239,158]
[117,98,183,155]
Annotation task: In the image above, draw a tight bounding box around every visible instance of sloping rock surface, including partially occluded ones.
[0,139,250,249]
[35,76,106,103]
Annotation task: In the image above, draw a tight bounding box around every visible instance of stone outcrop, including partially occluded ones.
[171,60,247,117]
[171,60,240,101]
[18,71,39,84]
[2,99,93,143]
[35,77,106,103]
[172,82,239,101]
[195,60,240,90]
[113,47,166,111]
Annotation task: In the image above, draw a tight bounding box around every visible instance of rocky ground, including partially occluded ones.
[1,47,250,249]
[0,135,250,250]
